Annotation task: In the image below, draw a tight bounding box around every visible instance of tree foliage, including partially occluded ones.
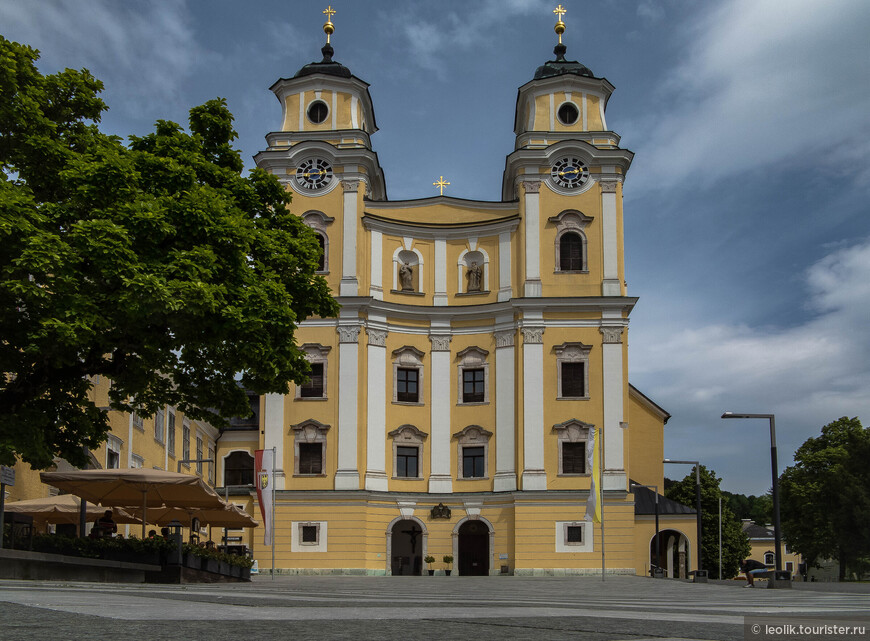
[665,465,750,579]
[0,37,338,468]
[722,489,772,525]
[780,416,870,580]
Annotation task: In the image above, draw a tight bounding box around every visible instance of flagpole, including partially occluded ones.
[271,446,276,580]
[599,427,605,582]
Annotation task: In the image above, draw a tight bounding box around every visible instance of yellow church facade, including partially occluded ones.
[215,12,697,577]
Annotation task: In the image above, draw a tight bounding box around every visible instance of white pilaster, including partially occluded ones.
[434,237,447,306]
[340,180,359,296]
[263,392,286,489]
[600,325,626,487]
[335,323,361,489]
[428,333,453,494]
[521,326,546,490]
[523,181,542,297]
[498,231,512,302]
[369,229,383,299]
[494,329,517,492]
[600,180,621,296]
[365,326,388,491]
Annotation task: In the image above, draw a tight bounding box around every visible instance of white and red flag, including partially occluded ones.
[254,449,274,546]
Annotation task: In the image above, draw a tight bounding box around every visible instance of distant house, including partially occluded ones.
[742,519,803,580]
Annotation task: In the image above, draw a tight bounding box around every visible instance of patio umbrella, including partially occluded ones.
[141,502,259,529]
[3,495,140,527]
[41,468,224,538]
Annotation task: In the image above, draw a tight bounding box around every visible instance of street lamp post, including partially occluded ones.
[721,412,782,573]
[664,459,703,574]
[631,483,660,575]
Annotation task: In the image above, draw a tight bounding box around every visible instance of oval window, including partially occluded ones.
[307,100,329,124]
[557,102,579,125]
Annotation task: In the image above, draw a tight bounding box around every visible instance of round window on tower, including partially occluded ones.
[557,102,579,126]
[307,100,329,124]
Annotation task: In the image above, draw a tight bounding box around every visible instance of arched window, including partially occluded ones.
[224,451,254,486]
[764,552,775,566]
[559,232,583,271]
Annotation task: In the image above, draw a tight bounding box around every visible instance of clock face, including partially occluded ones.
[550,157,589,189]
[295,158,333,191]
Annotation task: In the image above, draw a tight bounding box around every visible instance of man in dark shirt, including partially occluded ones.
[93,509,117,538]
[740,558,768,587]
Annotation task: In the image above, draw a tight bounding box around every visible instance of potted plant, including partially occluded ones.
[424,555,435,576]
[443,555,453,576]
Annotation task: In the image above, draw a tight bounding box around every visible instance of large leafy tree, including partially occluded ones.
[665,465,750,579]
[0,37,338,469]
[780,417,870,581]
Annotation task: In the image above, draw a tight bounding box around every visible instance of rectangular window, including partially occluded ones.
[560,362,586,398]
[106,448,120,469]
[561,442,586,474]
[155,408,165,443]
[396,446,419,478]
[462,368,485,403]
[566,525,583,543]
[208,446,215,484]
[786,561,794,572]
[462,446,485,478]
[131,454,144,469]
[168,418,176,457]
[396,368,419,403]
[300,363,324,398]
[132,412,144,431]
[299,443,323,474]
[196,437,203,474]
[301,525,318,544]
[182,424,191,463]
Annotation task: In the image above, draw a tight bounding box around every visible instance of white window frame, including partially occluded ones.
[195,435,203,475]
[554,342,592,400]
[291,419,330,476]
[132,412,144,431]
[391,346,425,405]
[106,435,123,469]
[291,521,328,552]
[453,425,492,480]
[302,211,334,274]
[549,210,593,273]
[388,424,427,479]
[296,343,331,400]
[130,454,144,469]
[553,418,593,476]
[154,408,165,443]
[456,346,490,405]
[182,422,191,466]
[556,521,593,553]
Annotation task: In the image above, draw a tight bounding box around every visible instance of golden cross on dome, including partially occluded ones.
[323,5,336,43]
[433,176,450,196]
[553,4,567,44]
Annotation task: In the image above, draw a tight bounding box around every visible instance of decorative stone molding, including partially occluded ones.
[521,327,545,344]
[337,325,361,343]
[599,326,624,344]
[341,179,360,193]
[366,328,387,347]
[522,180,541,194]
[429,334,452,351]
[397,500,416,520]
[494,330,515,348]
[599,180,619,194]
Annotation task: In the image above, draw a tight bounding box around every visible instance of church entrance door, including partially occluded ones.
[458,520,489,576]
[390,519,423,575]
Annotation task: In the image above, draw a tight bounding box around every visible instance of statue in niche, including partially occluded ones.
[399,262,414,291]
[466,261,482,292]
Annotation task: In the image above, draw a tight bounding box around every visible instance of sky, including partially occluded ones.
[2,0,868,495]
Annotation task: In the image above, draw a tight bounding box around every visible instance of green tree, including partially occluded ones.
[780,417,870,581]
[665,465,750,579]
[0,37,338,469]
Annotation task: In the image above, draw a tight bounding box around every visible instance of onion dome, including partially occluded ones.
[294,42,352,79]
[534,42,595,80]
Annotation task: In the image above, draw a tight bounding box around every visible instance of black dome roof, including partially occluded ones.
[294,43,352,79]
[534,43,594,80]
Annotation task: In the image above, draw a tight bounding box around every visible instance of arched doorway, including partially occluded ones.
[650,529,690,578]
[458,519,490,576]
[390,519,424,575]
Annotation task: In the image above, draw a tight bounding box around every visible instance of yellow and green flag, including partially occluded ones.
[584,427,602,523]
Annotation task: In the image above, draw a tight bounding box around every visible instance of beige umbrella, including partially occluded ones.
[41,468,224,538]
[140,502,259,529]
[4,494,140,527]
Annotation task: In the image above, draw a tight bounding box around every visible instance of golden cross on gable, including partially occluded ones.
[433,176,450,196]
[323,5,336,43]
